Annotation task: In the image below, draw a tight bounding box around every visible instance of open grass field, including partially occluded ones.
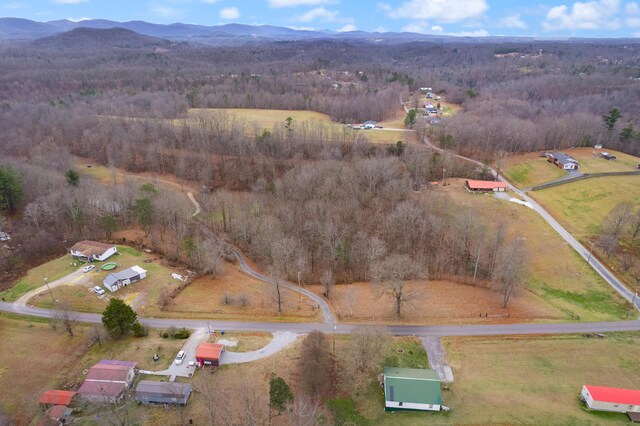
[503,148,640,189]
[212,331,273,353]
[0,254,77,302]
[437,179,631,322]
[442,333,640,425]
[0,314,89,423]
[29,245,184,314]
[530,175,640,238]
[147,261,322,323]
[188,107,417,145]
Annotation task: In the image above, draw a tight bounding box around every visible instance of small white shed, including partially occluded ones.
[581,385,640,413]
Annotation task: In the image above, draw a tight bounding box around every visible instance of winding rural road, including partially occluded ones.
[1,133,638,338]
[422,136,640,311]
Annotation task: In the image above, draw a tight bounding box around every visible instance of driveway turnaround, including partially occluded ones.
[139,328,209,380]
[219,332,300,365]
[15,268,89,308]
[421,336,454,383]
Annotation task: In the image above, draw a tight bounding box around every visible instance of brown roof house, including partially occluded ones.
[78,361,137,403]
[70,240,117,262]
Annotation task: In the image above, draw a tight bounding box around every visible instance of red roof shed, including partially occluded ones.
[585,385,640,405]
[196,343,224,367]
[38,390,77,406]
[466,180,507,191]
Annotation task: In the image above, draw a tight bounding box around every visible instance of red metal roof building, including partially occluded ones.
[195,343,225,367]
[465,180,507,192]
[78,362,137,403]
[38,390,77,407]
[581,385,640,413]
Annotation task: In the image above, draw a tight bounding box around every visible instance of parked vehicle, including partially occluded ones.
[93,286,105,295]
[174,350,185,365]
[82,265,95,273]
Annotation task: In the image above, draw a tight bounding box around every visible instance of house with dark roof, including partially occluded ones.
[70,240,117,262]
[383,367,442,412]
[103,265,147,292]
[545,152,579,170]
[135,380,192,405]
[78,362,137,403]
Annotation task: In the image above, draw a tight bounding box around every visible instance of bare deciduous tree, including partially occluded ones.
[372,254,423,317]
[54,301,77,337]
[493,239,527,308]
[342,325,390,389]
[602,202,634,237]
[597,233,619,259]
[320,269,334,300]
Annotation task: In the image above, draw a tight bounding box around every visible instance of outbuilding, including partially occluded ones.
[103,265,147,292]
[38,390,77,408]
[135,380,192,405]
[581,385,640,413]
[78,362,137,403]
[195,342,225,367]
[465,180,507,192]
[70,240,117,262]
[600,152,617,160]
[383,367,442,412]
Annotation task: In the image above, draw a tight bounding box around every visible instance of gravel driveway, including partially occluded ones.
[220,332,300,364]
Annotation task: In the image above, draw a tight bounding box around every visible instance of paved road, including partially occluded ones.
[3,300,640,336]
[140,328,208,380]
[220,332,300,365]
[422,136,640,311]
[231,248,337,324]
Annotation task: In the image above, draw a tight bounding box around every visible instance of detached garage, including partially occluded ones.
[195,343,224,367]
[465,180,507,192]
[581,385,640,413]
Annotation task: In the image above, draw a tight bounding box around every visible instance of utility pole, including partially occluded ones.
[43,275,55,307]
[627,292,638,318]
[297,271,301,310]
[332,323,337,357]
[442,167,446,185]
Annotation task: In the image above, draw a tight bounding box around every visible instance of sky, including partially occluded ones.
[4,0,640,38]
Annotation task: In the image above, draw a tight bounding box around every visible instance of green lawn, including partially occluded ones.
[443,333,640,425]
[530,175,640,238]
[0,255,77,302]
[503,154,566,188]
[446,181,632,321]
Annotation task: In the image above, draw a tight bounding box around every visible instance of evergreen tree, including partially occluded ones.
[0,165,23,214]
[102,298,137,337]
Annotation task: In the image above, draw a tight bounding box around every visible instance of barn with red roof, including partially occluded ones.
[465,180,507,192]
[581,385,640,413]
[195,342,225,367]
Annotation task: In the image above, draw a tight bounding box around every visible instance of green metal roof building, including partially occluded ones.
[383,367,442,411]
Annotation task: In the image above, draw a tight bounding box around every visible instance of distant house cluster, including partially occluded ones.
[543,152,579,170]
[348,120,377,130]
[70,240,117,262]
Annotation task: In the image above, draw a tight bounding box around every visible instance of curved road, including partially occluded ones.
[422,136,640,310]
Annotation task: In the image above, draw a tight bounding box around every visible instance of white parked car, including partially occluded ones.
[82,265,95,273]
[174,350,185,365]
[93,286,105,295]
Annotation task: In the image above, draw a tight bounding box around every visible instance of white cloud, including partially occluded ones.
[220,6,240,19]
[295,7,338,22]
[3,2,24,9]
[338,24,357,32]
[377,2,392,12]
[201,0,220,3]
[268,0,336,7]
[387,0,488,22]
[500,14,527,29]
[67,17,91,22]
[52,0,87,4]
[543,0,622,30]
[627,2,640,26]
[150,3,183,20]
[402,21,488,36]
[633,31,640,36]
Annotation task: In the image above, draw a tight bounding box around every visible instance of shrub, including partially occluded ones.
[132,321,148,337]
[162,332,169,338]
[174,328,190,339]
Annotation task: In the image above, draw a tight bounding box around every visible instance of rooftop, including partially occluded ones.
[383,367,440,381]
[78,380,126,397]
[196,342,225,360]
[38,390,77,406]
[86,363,133,382]
[585,385,640,405]
[136,380,191,395]
[466,180,507,190]
[70,240,115,255]
[548,152,578,164]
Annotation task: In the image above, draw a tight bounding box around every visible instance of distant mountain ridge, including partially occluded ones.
[33,27,172,50]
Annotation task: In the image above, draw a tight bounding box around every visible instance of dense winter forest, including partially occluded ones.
[1,30,639,288]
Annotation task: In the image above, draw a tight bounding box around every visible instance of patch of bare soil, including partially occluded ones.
[308,279,560,325]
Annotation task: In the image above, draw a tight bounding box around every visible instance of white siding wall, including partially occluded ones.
[385,401,440,411]
[96,246,117,261]
[583,386,640,413]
